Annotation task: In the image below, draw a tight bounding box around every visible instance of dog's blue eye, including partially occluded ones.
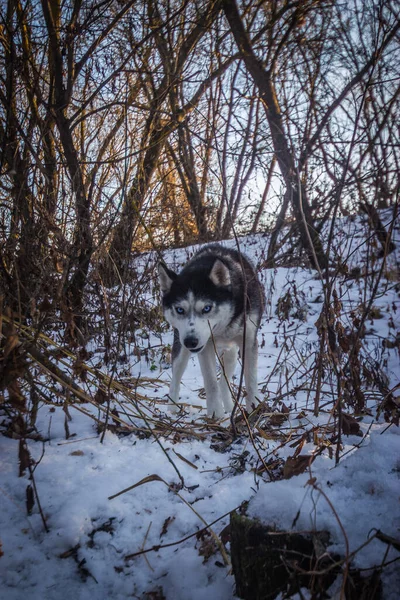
[202,305,212,314]
[175,307,185,315]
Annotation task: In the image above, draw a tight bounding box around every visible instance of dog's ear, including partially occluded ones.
[209,259,231,287]
[158,263,176,293]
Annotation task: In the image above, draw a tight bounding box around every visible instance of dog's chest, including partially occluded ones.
[212,317,243,344]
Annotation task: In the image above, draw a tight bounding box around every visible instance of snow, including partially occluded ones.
[0,417,250,599]
[1,214,399,599]
[249,424,400,579]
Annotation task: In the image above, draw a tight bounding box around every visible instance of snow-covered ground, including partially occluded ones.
[1,214,399,599]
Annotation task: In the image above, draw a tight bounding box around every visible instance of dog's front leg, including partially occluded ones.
[219,345,237,413]
[198,341,224,418]
[169,331,190,412]
[243,320,260,413]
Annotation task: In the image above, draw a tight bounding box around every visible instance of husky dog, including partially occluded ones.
[158,244,265,418]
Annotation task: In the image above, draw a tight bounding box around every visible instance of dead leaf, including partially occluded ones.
[109,474,166,500]
[26,484,35,515]
[219,523,231,545]
[269,403,290,426]
[293,436,306,458]
[172,449,198,470]
[283,455,314,479]
[341,413,362,436]
[333,289,342,316]
[59,543,80,559]
[7,381,26,412]
[337,322,350,353]
[160,516,175,537]
[94,388,108,404]
[196,530,217,562]
[3,331,19,358]
[72,358,86,381]
[142,588,166,600]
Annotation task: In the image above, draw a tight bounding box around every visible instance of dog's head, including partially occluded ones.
[158,259,234,353]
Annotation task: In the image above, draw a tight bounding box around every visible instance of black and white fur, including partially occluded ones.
[158,244,265,418]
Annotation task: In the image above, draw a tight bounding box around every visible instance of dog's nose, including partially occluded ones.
[184,336,199,349]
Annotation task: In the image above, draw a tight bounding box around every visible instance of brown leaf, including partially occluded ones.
[94,387,108,404]
[108,474,165,500]
[196,530,217,562]
[219,523,231,545]
[283,455,314,479]
[269,403,289,426]
[26,484,35,515]
[59,543,80,559]
[78,347,90,362]
[160,516,175,538]
[72,358,87,381]
[333,289,342,316]
[293,436,306,458]
[143,588,166,600]
[341,413,362,436]
[111,408,119,425]
[7,380,26,411]
[172,449,198,470]
[3,332,19,358]
[383,336,400,350]
[337,322,350,353]
[4,414,25,438]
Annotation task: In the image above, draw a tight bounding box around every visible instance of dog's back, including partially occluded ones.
[179,244,265,327]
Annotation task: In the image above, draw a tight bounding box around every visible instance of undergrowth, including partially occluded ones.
[1,212,399,597]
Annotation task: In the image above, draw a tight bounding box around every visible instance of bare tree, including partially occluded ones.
[221,0,329,268]
[106,0,229,270]
[221,0,399,267]
[1,0,398,330]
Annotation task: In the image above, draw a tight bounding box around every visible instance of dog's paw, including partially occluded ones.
[221,394,234,413]
[167,394,181,414]
[246,397,259,413]
[206,398,225,419]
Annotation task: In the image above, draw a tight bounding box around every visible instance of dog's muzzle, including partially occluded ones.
[184,336,203,353]
[189,346,204,353]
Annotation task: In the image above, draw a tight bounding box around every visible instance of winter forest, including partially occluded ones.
[0,1,399,599]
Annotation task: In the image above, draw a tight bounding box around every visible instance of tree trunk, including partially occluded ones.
[41,0,93,337]
[107,116,167,274]
[359,201,396,257]
[222,0,329,270]
[251,156,276,235]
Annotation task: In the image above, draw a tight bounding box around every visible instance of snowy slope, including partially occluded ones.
[1,213,399,599]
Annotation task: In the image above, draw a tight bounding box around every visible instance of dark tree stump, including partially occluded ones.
[230,512,339,599]
[345,568,382,600]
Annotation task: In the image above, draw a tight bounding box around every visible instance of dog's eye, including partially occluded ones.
[175,306,185,315]
[202,305,212,314]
